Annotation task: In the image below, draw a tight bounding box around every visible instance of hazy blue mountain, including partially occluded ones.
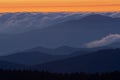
[0,14,120,55]
[15,14,120,48]
[30,46,81,55]
[0,46,91,65]
[7,14,120,47]
[51,46,87,55]
[34,49,120,73]
[0,51,67,65]
[92,42,120,50]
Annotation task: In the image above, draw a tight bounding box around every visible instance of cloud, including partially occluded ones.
[0,12,119,34]
[85,34,120,48]
[0,12,90,34]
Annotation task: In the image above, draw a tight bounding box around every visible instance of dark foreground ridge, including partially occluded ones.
[0,69,120,80]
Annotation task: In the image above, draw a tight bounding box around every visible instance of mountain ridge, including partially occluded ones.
[33,48,120,73]
[0,14,120,55]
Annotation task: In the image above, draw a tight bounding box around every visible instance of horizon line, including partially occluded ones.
[0,11,120,13]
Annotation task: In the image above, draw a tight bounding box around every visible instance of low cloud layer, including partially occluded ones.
[0,12,90,34]
[0,12,119,34]
[85,34,120,48]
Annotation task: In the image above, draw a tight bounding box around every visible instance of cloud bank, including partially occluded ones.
[85,34,120,48]
[0,12,90,34]
[0,12,119,34]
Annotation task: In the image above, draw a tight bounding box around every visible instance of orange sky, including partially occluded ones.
[0,0,120,12]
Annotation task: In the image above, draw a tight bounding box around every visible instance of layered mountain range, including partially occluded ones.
[0,12,120,55]
[0,12,119,73]
[0,48,119,73]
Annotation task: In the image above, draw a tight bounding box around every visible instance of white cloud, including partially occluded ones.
[85,34,120,48]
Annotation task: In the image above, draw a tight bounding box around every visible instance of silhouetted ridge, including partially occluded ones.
[33,48,120,73]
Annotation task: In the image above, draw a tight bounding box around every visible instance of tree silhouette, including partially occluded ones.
[0,69,119,80]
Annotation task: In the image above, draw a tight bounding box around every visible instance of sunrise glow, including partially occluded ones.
[0,0,120,12]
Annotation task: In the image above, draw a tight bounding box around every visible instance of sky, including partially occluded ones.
[0,0,120,12]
